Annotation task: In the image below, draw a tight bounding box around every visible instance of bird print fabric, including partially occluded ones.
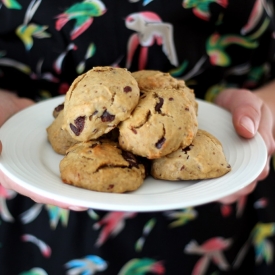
[0,1,275,274]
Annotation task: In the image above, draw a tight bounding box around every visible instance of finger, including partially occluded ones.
[217,181,257,204]
[0,171,87,210]
[215,89,262,139]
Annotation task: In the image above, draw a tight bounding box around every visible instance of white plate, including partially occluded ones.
[0,96,267,212]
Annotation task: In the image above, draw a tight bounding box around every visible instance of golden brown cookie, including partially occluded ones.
[63,66,140,141]
[118,88,198,159]
[46,110,78,155]
[60,140,146,193]
[132,70,198,114]
[151,129,231,180]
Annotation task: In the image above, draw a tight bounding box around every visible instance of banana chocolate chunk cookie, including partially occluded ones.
[151,129,231,180]
[63,66,140,142]
[60,140,146,193]
[118,88,198,159]
[46,110,78,155]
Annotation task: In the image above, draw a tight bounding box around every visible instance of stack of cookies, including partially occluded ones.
[46,66,231,193]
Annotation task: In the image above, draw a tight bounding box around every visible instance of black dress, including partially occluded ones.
[0,0,275,274]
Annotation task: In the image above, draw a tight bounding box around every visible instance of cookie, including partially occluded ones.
[59,140,146,193]
[63,66,140,141]
[118,88,198,159]
[151,129,231,180]
[132,70,198,113]
[46,110,78,155]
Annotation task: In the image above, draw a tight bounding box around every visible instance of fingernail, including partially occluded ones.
[240,116,255,135]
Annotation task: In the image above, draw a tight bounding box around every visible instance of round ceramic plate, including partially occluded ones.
[0,96,267,211]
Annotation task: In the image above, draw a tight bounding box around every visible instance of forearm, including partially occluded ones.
[0,89,34,126]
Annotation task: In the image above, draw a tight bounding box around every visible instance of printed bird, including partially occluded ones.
[93,211,137,246]
[125,11,178,70]
[206,32,258,66]
[165,207,198,228]
[65,255,107,275]
[182,0,228,21]
[118,258,165,275]
[128,0,154,5]
[1,0,21,9]
[21,234,51,258]
[185,237,232,274]
[15,0,50,50]
[19,267,48,275]
[55,0,106,40]
[0,184,16,222]
[16,24,50,50]
[233,222,275,268]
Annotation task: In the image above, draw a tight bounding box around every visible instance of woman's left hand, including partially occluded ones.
[214,87,275,204]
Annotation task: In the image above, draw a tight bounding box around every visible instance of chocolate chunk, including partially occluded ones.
[155,137,166,149]
[54,103,64,112]
[122,151,139,168]
[101,110,115,122]
[70,116,85,136]
[155,97,164,112]
[124,86,132,93]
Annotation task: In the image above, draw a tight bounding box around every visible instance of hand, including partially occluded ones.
[214,87,275,204]
[0,91,87,211]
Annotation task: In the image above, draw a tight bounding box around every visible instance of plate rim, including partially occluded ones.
[0,96,267,211]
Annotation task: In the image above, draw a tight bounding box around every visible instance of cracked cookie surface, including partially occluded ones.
[118,88,198,159]
[132,70,198,113]
[151,129,231,180]
[63,66,140,141]
[59,140,146,193]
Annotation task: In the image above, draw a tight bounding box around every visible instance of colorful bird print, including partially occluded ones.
[135,218,156,252]
[128,0,155,6]
[182,0,228,21]
[0,57,31,74]
[1,0,21,9]
[45,205,69,229]
[206,32,258,66]
[118,258,165,275]
[0,184,16,222]
[241,0,263,35]
[54,43,78,74]
[125,11,178,70]
[21,234,51,258]
[77,43,96,74]
[233,222,275,268]
[184,237,232,274]
[19,203,69,229]
[20,203,44,224]
[165,207,198,228]
[93,211,137,246]
[65,255,107,275]
[19,267,48,275]
[55,0,106,40]
[16,0,50,50]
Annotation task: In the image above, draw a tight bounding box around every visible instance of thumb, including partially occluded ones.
[215,89,261,139]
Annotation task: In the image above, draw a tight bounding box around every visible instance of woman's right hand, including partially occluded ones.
[0,90,87,211]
